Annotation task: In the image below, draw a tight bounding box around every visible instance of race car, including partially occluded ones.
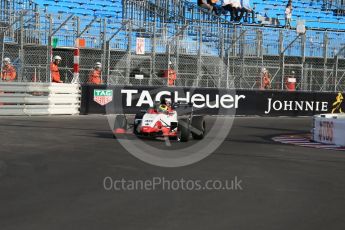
[113,101,205,142]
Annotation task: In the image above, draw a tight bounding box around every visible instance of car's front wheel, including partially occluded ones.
[178,118,190,142]
[191,116,205,140]
[133,113,144,135]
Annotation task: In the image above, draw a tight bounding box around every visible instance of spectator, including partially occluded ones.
[212,1,223,15]
[223,0,242,21]
[88,62,102,84]
[260,67,271,89]
[1,58,16,82]
[163,61,177,86]
[285,71,296,91]
[50,55,63,83]
[0,58,16,106]
[198,0,222,15]
[240,0,253,23]
[233,0,243,21]
[197,0,214,12]
[222,0,235,21]
[323,0,333,10]
[285,2,292,29]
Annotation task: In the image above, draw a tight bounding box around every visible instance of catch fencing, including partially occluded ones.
[1,7,345,92]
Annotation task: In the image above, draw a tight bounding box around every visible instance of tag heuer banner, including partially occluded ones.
[82,85,343,116]
[93,90,113,106]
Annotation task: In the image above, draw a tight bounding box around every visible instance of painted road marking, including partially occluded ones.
[272,134,345,151]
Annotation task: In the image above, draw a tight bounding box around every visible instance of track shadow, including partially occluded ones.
[0,123,108,132]
[238,125,307,133]
[93,132,115,139]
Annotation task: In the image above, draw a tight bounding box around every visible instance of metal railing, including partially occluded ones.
[324,0,345,9]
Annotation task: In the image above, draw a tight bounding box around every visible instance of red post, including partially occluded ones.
[73,48,80,83]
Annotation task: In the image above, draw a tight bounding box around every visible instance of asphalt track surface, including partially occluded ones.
[1,115,345,230]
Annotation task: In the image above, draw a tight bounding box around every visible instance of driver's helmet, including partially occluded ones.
[160,96,172,106]
[165,98,172,106]
[158,104,168,113]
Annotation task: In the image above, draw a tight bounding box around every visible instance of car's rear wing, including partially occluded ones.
[172,102,193,109]
[172,102,194,117]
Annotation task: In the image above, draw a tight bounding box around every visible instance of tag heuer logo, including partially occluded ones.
[94,90,113,106]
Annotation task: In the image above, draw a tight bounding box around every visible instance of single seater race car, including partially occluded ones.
[113,102,205,142]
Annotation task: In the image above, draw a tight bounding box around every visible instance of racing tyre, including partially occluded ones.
[178,118,190,142]
[169,136,178,141]
[191,116,205,140]
[133,113,144,135]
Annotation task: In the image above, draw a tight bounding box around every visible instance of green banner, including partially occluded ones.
[52,37,59,48]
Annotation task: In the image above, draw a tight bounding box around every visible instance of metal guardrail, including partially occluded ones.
[0,82,80,115]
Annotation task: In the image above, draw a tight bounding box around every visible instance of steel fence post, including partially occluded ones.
[150,21,156,86]
[334,54,339,92]
[76,16,80,41]
[0,31,4,75]
[175,24,180,84]
[232,25,237,57]
[106,41,111,84]
[323,32,328,91]
[279,30,284,90]
[232,25,237,88]
[126,21,132,84]
[240,28,246,89]
[102,18,107,83]
[197,26,202,87]
[19,12,24,82]
[166,43,171,87]
[219,28,224,88]
[226,46,230,89]
[259,29,264,90]
[301,33,306,91]
[47,14,52,83]
[256,29,263,58]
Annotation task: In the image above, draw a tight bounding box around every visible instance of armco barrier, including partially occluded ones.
[81,85,343,116]
[0,83,80,115]
[312,114,345,147]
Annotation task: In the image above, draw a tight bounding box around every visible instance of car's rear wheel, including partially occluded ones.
[178,118,190,142]
[191,116,205,140]
[133,113,144,135]
[169,136,178,141]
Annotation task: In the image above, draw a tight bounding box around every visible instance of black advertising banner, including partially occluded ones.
[80,84,343,116]
[235,90,336,116]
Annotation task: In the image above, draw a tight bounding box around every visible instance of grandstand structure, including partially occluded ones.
[0,0,345,91]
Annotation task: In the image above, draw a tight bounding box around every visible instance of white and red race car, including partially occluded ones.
[113,102,205,142]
